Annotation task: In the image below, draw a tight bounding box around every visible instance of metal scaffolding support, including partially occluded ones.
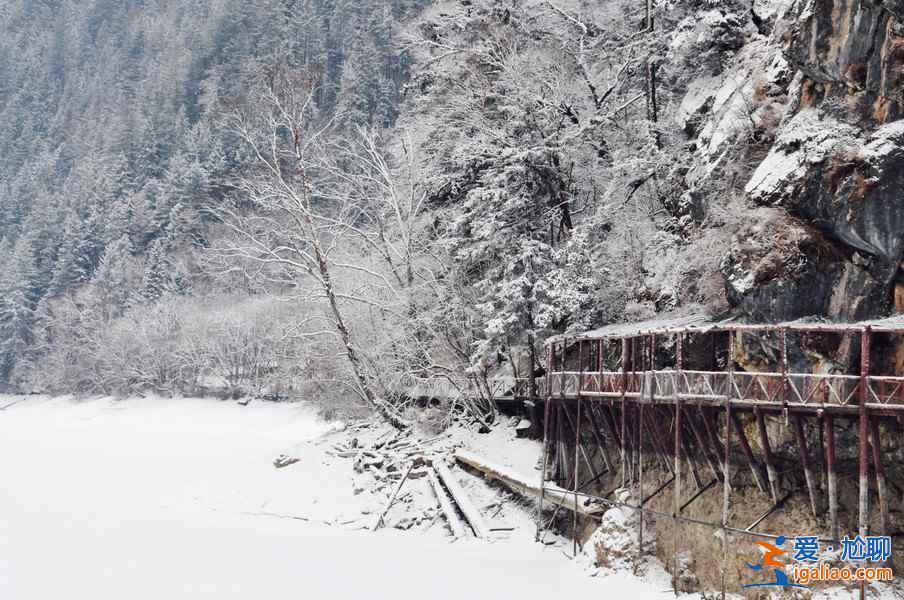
[534,319,904,598]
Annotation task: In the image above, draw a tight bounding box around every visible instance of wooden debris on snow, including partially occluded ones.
[427,467,468,539]
[454,449,605,517]
[371,461,417,531]
[433,460,490,538]
[317,423,456,531]
[272,454,300,469]
[515,419,533,438]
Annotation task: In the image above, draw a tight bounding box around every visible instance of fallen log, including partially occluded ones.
[454,449,605,517]
[433,460,490,538]
[427,467,468,539]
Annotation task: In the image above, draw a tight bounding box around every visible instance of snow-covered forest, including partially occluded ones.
[6,1,904,598]
[3,0,904,422]
[0,0,725,419]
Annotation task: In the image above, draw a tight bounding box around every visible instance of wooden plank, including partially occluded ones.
[434,459,490,538]
[454,449,605,517]
[427,466,467,539]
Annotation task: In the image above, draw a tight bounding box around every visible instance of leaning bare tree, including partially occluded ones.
[208,67,410,428]
[329,127,499,426]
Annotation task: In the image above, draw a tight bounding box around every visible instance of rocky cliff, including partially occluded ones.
[676,0,904,325]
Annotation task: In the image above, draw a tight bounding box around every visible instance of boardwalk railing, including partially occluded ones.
[544,369,904,412]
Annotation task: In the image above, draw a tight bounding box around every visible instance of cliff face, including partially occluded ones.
[697,0,904,324]
[788,0,904,123]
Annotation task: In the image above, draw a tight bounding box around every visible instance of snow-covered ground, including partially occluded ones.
[0,395,677,599]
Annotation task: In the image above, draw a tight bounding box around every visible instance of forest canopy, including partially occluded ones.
[0,0,780,424]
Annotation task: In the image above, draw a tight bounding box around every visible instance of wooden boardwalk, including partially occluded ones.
[537,315,904,597]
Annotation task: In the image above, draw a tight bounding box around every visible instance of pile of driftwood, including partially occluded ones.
[296,422,603,539]
[322,426,499,538]
[339,433,430,470]
[366,454,494,538]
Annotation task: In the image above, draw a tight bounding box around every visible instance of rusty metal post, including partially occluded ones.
[672,333,683,595]
[638,376,646,564]
[629,337,638,483]
[573,339,584,556]
[621,337,629,487]
[792,414,819,518]
[819,409,827,492]
[559,340,569,487]
[721,330,734,600]
[580,339,586,377]
[638,335,653,565]
[858,326,870,600]
[536,342,553,539]
[554,341,566,487]
[858,327,870,539]
[546,341,553,400]
[651,333,657,371]
[578,339,584,395]
[869,418,888,540]
[537,393,552,541]
[573,399,582,556]
[825,413,838,540]
[780,327,789,425]
[556,403,567,487]
[598,339,604,373]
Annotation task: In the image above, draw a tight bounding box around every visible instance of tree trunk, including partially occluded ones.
[300,173,409,430]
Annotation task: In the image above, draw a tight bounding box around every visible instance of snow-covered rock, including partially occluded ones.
[752,0,795,24]
[583,489,651,571]
[673,18,793,188]
[745,109,859,205]
[746,110,904,261]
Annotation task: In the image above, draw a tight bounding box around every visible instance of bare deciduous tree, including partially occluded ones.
[208,67,411,428]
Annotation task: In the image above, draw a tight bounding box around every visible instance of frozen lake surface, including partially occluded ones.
[0,396,663,600]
